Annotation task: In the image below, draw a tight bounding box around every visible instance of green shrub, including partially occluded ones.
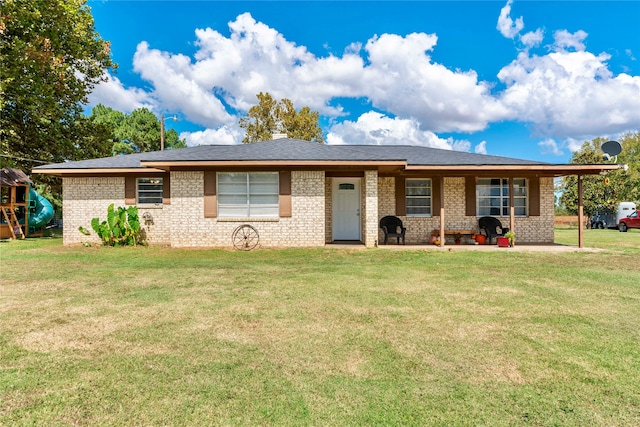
[79,204,143,246]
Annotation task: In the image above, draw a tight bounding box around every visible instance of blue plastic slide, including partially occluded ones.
[28,188,55,229]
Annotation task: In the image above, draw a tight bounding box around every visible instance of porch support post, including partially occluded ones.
[578,175,584,248]
[439,176,445,247]
[364,170,379,247]
[509,177,515,233]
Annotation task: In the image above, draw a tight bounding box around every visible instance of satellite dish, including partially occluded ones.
[602,140,622,157]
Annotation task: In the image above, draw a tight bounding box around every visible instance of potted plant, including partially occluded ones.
[504,231,516,247]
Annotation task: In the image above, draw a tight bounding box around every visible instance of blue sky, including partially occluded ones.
[87,1,640,162]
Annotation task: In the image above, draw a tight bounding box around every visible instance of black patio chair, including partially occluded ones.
[380,215,406,245]
[478,216,509,244]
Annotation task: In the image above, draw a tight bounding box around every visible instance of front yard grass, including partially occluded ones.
[1,230,639,426]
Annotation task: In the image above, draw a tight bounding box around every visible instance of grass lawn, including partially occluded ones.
[1,229,639,426]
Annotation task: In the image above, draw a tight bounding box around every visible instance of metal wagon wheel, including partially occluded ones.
[232,224,259,251]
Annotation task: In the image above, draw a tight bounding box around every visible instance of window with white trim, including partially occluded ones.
[476,178,527,217]
[406,179,432,217]
[137,177,163,205]
[217,172,279,218]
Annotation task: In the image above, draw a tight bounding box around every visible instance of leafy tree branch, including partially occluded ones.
[239,92,325,143]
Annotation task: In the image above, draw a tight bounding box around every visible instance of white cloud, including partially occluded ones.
[180,125,241,146]
[538,138,564,156]
[451,140,472,152]
[361,33,508,132]
[187,12,360,116]
[562,135,624,154]
[326,111,472,151]
[497,45,640,138]
[133,42,235,128]
[125,13,508,139]
[552,29,588,52]
[497,1,544,53]
[87,9,640,150]
[474,141,487,155]
[497,0,524,39]
[88,72,154,112]
[521,29,544,48]
[566,137,584,153]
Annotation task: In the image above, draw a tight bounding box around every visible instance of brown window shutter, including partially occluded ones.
[395,176,406,216]
[465,177,476,216]
[432,177,441,215]
[125,176,136,205]
[162,174,171,205]
[529,177,540,216]
[203,171,217,218]
[279,171,292,217]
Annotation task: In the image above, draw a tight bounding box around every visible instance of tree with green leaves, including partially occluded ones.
[612,131,640,204]
[559,132,640,216]
[89,105,186,155]
[117,108,162,153]
[1,0,115,172]
[239,92,325,143]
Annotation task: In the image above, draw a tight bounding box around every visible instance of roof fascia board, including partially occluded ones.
[405,164,623,175]
[34,168,167,176]
[140,160,407,168]
[35,162,623,177]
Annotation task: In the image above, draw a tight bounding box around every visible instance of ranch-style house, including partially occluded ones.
[34,137,620,248]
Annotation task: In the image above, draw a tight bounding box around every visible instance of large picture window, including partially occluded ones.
[137,178,163,205]
[406,179,432,217]
[217,172,279,218]
[477,178,527,217]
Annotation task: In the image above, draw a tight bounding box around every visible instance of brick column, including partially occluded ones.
[364,170,379,247]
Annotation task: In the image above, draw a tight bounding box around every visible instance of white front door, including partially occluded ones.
[332,178,361,241]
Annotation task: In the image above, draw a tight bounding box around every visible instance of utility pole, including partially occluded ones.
[160,114,178,151]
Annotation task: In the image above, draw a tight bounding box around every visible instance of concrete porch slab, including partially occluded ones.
[375,243,603,252]
[326,242,603,252]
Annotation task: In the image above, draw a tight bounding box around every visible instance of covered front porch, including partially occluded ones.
[324,167,611,250]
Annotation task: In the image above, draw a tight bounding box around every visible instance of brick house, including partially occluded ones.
[34,138,619,248]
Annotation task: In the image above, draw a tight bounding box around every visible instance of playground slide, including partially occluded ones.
[28,188,55,229]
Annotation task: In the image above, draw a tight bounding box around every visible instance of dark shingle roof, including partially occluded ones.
[35,138,543,171]
[33,150,170,170]
[1,167,33,185]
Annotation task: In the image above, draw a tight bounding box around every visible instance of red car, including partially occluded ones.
[619,210,640,232]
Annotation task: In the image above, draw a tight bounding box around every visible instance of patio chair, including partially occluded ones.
[380,215,406,245]
[478,216,509,244]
